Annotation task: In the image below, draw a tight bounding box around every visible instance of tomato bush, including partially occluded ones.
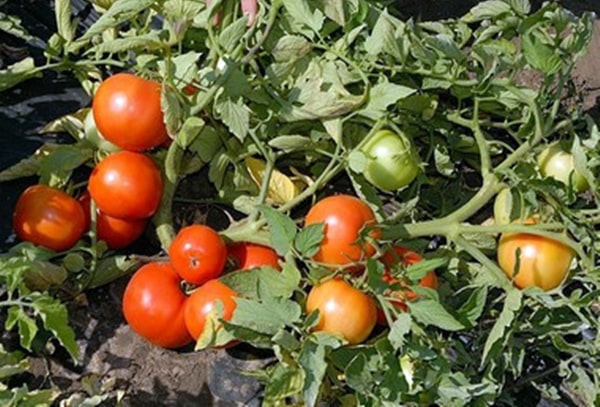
[306,278,377,345]
[92,73,169,151]
[12,185,86,252]
[88,151,163,220]
[169,225,227,285]
[227,242,281,271]
[359,129,420,191]
[122,262,193,349]
[304,194,380,268]
[183,279,237,341]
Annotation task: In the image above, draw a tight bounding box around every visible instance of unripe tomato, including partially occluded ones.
[79,193,146,249]
[228,242,281,271]
[360,130,420,191]
[88,151,163,220]
[377,246,438,324]
[183,279,238,341]
[538,143,588,192]
[306,278,377,345]
[92,73,169,151]
[122,262,193,349]
[497,219,575,291]
[304,195,380,267]
[13,185,86,251]
[169,225,228,285]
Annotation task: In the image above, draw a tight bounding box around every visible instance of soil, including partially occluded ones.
[1,1,600,406]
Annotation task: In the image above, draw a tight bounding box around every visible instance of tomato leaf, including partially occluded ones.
[5,307,38,352]
[0,57,42,92]
[263,363,305,403]
[221,264,300,300]
[455,287,488,327]
[54,0,74,44]
[461,1,512,22]
[357,81,416,120]
[272,35,312,63]
[521,33,562,75]
[176,116,205,149]
[281,0,324,36]
[216,97,250,142]
[407,299,465,331]
[258,205,297,256]
[218,16,247,54]
[38,144,93,188]
[294,223,324,258]
[230,297,301,335]
[32,295,79,362]
[299,334,342,407]
[388,313,411,350]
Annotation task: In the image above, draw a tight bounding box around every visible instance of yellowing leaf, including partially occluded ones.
[245,157,301,205]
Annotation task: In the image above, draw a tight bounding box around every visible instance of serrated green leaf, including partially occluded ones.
[456,287,488,326]
[299,336,332,407]
[272,35,312,63]
[258,205,297,256]
[264,363,305,402]
[217,97,250,142]
[0,347,29,381]
[521,33,562,75]
[176,116,205,148]
[388,313,411,350]
[281,0,324,35]
[55,0,74,43]
[6,307,38,351]
[218,16,248,53]
[462,1,512,22]
[481,289,522,367]
[0,12,34,42]
[294,223,324,258]
[358,81,416,120]
[0,57,42,92]
[365,9,401,59]
[189,126,222,163]
[220,264,300,300]
[38,145,93,188]
[268,135,313,152]
[23,261,68,292]
[407,299,465,331]
[32,296,79,362]
[231,297,301,335]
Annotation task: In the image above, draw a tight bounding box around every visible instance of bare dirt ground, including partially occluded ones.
[1,1,600,406]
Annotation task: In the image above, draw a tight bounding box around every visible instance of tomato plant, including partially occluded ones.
[92,73,168,151]
[88,151,163,220]
[359,129,420,191]
[122,262,193,349]
[183,279,238,341]
[227,242,281,271]
[79,193,146,249]
[304,195,380,267]
[306,278,377,345]
[12,185,86,252]
[169,225,227,285]
[538,143,589,192]
[497,220,575,291]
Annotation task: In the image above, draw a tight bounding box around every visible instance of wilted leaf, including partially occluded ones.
[246,157,301,205]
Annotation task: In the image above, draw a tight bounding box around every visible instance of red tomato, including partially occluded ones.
[12,185,86,251]
[306,278,377,345]
[79,193,146,249]
[169,225,227,285]
[183,279,238,341]
[304,194,380,268]
[88,151,163,220]
[377,246,438,324]
[497,218,574,291]
[122,262,193,349]
[228,242,281,271]
[92,73,168,151]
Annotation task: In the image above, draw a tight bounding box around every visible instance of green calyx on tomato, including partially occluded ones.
[537,143,589,192]
[357,129,420,191]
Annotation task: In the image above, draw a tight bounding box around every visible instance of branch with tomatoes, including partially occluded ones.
[1,0,600,405]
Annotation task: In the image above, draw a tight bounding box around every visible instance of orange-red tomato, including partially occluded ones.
[122,262,193,349]
[169,225,228,285]
[88,151,163,220]
[12,185,86,251]
[228,242,281,271]
[92,73,168,151]
[306,278,377,345]
[304,194,380,268]
[79,193,146,249]
[497,220,574,291]
[183,279,237,341]
[377,246,438,324]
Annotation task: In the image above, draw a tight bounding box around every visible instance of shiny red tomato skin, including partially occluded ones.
[122,262,193,349]
[306,278,377,345]
[88,151,163,220]
[92,73,168,151]
[12,185,86,251]
[304,195,380,267]
[79,193,146,249]
[169,225,228,285]
[183,279,238,341]
[228,242,281,271]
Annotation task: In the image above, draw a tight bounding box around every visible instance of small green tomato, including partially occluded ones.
[360,130,420,191]
[538,143,588,192]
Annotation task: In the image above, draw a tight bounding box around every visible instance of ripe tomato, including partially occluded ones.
[92,73,168,151]
[497,219,575,291]
[228,242,281,271]
[304,194,380,267]
[78,193,146,249]
[306,278,377,345]
[538,143,588,192]
[13,185,86,252]
[183,279,238,341]
[359,130,420,191]
[169,225,227,285]
[88,151,163,220]
[377,246,438,324]
[122,262,193,349]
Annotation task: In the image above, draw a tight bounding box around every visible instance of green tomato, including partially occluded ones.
[360,129,420,191]
[84,111,120,153]
[538,143,588,192]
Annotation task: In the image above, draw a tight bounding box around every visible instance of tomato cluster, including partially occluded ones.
[123,223,281,348]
